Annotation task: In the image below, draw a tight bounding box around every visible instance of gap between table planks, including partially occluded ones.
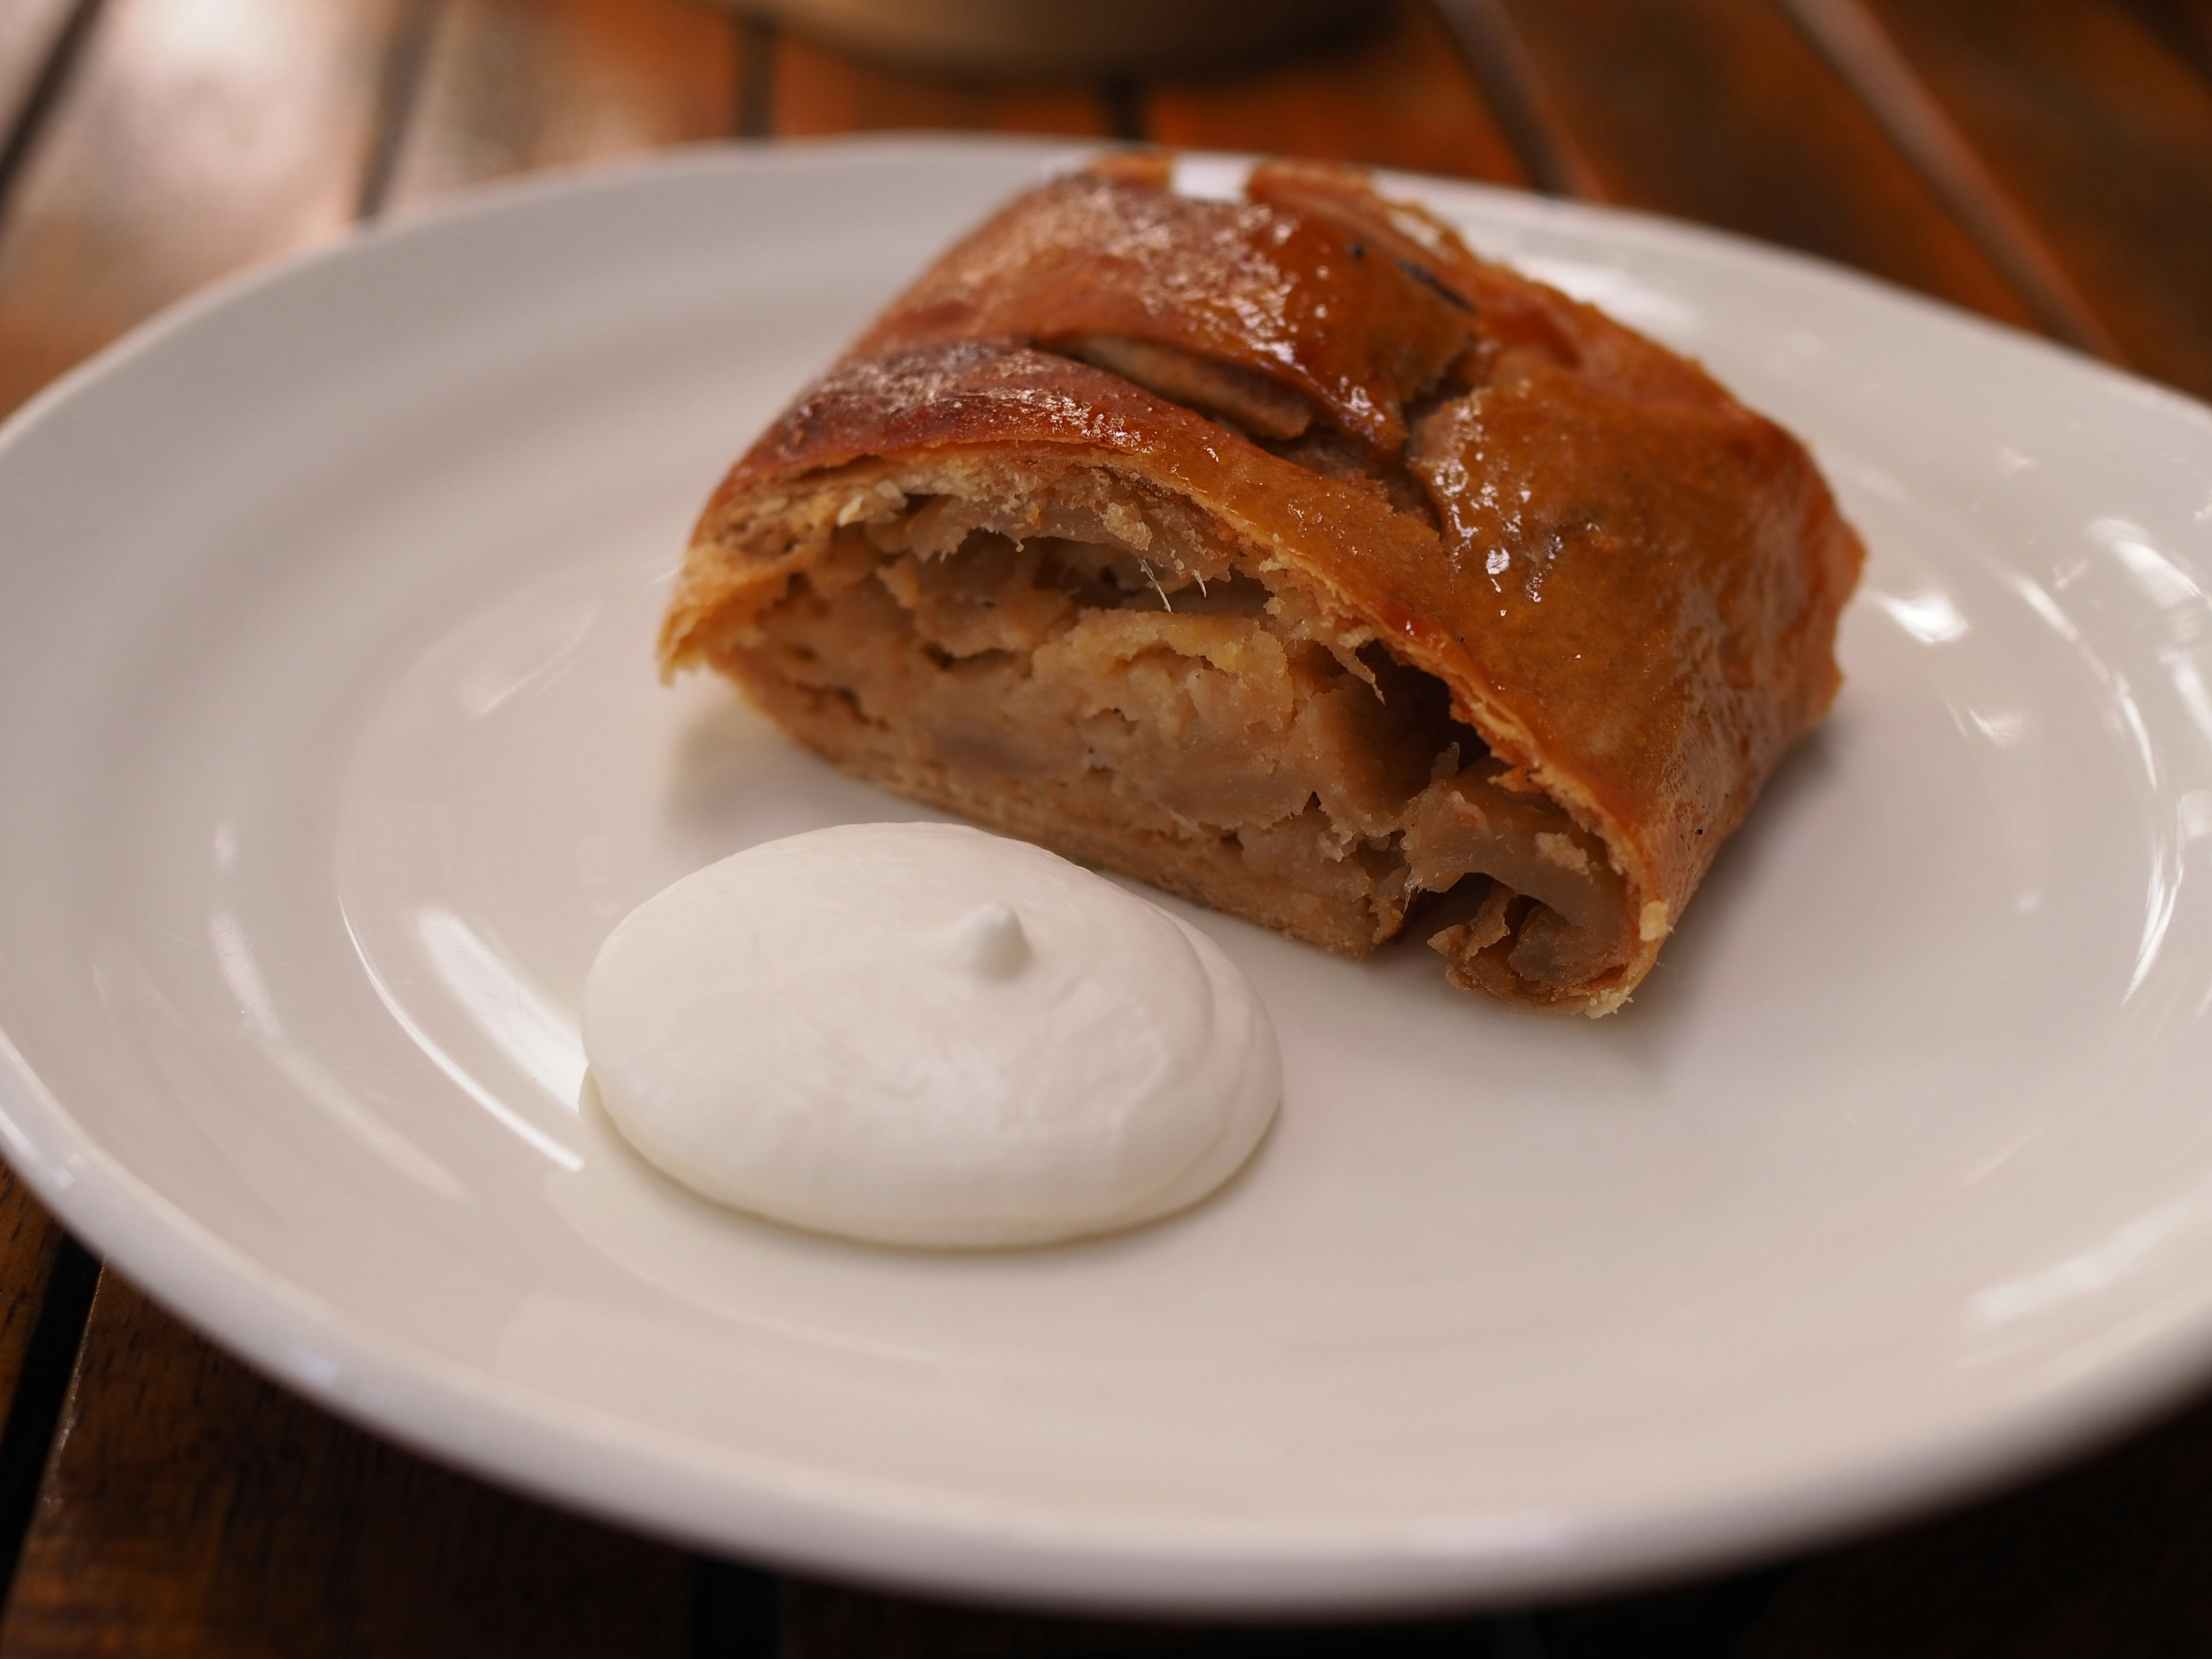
[1853,0,2212,399]
[2,0,2212,1653]
[1480,0,2050,330]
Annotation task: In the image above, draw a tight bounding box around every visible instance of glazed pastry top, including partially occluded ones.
[851,164,1476,455]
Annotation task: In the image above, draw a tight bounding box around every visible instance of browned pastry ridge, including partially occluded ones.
[660,156,1864,1014]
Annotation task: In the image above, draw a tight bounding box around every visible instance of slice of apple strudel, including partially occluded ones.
[660,156,1864,1014]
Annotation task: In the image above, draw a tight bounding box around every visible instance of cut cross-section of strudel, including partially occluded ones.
[660,156,1864,1014]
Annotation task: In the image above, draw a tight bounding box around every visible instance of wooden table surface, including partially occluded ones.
[1,0,2211,1652]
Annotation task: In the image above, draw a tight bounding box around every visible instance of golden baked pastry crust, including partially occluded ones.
[661,158,1863,1014]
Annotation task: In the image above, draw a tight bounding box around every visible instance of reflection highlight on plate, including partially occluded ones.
[2092,518,2206,619]
[1872,586,1969,645]
[1969,1171,2212,1331]
[343,906,584,1172]
[414,906,585,1112]
[207,910,462,1196]
[1984,552,2205,1006]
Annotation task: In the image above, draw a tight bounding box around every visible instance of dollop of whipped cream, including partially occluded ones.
[582,823,1279,1247]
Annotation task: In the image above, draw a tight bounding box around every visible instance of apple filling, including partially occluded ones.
[712,480,1633,1002]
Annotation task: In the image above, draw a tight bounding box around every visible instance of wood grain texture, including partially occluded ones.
[0,1177,60,1465]
[1488,0,2040,329]
[0,1277,690,1658]
[775,1575,1493,1657]
[1774,0,2119,355]
[769,30,1110,139]
[1428,0,1603,197]
[0,0,402,418]
[384,0,738,206]
[1860,0,2212,397]
[779,1581,1203,1658]
[0,0,84,153]
[1738,1387,2212,1657]
[2137,0,2212,84]
[1536,1573,1794,1658]
[1145,2,1527,184]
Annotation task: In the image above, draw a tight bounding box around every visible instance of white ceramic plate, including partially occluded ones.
[3,138,2211,1615]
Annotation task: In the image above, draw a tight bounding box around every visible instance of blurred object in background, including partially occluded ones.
[704,0,1374,77]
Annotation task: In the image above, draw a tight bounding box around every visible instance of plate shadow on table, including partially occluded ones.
[713,1359,2212,1657]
